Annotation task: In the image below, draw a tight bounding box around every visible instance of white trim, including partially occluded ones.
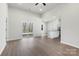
[61,41,79,48]
[0,43,6,55]
[7,38,21,42]
[22,32,33,35]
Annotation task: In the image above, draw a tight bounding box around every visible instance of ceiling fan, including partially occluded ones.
[35,3,46,6]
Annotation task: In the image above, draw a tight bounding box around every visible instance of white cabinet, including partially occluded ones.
[48,31,59,39]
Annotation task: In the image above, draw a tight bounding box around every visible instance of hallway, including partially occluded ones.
[1,37,79,56]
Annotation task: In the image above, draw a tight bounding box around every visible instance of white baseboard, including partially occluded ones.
[0,43,6,55]
[61,41,79,48]
[7,39,21,42]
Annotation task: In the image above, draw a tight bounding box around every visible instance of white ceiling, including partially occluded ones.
[8,3,62,14]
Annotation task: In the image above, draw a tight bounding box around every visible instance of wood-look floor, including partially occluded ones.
[1,37,79,56]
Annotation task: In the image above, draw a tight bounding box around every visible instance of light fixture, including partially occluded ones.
[40,9,42,11]
[35,3,46,6]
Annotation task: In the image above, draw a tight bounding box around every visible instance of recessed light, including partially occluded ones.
[40,9,42,11]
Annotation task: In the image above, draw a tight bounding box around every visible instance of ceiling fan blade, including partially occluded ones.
[43,3,46,6]
[35,3,46,6]
[35,3,39,5]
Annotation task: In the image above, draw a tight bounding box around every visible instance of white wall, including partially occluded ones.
[47,19,60,31]
[61,4,79,48]
[0,3,8,54]
[8,7,45,41]
[42,3,79,48]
